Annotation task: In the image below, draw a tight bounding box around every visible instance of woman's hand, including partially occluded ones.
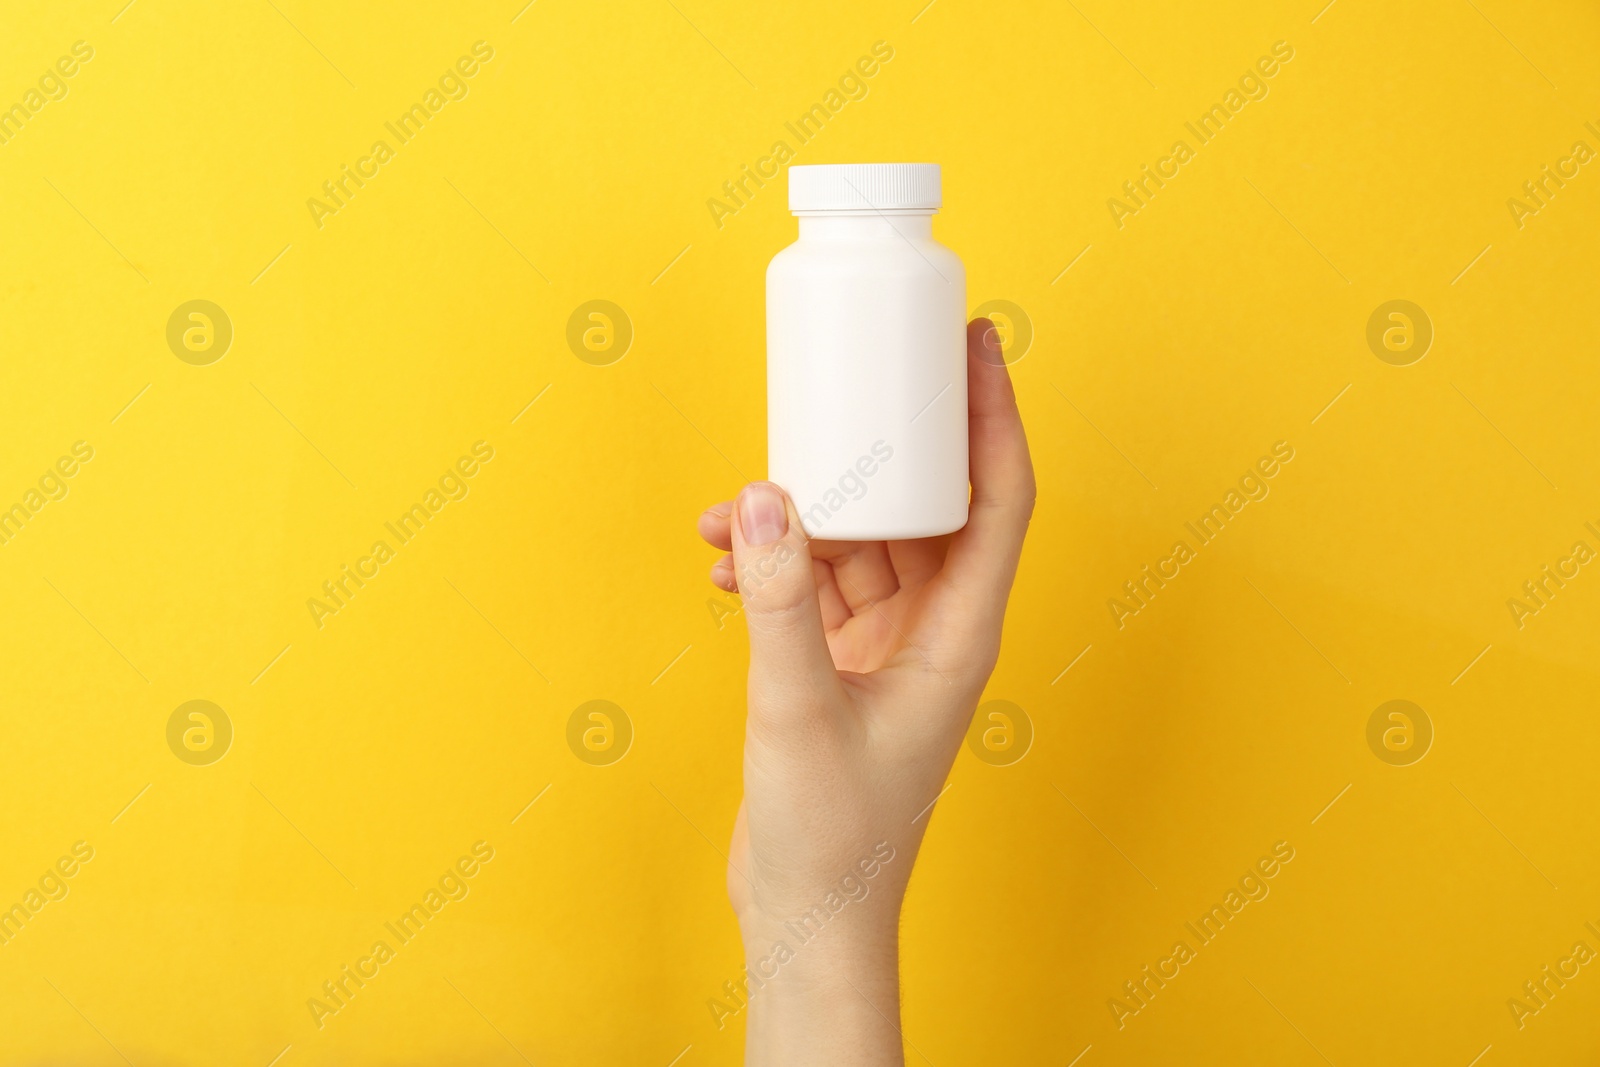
[696,320,1035,1064]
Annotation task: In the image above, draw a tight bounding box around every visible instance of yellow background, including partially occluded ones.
[1,0,1597,1063]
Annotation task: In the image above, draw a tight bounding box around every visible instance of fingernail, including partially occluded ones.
[738,482,788,547]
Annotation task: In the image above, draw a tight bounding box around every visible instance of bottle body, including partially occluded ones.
[766,212,968,540]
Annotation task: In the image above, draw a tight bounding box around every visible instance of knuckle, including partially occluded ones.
[736,540,808,604]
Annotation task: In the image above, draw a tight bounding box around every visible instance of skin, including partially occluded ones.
[696,319,1035,1064]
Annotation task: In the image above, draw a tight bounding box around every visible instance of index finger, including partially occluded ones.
[933,319,1036,638]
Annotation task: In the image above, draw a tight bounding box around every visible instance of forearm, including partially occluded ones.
[742,925,905,1067]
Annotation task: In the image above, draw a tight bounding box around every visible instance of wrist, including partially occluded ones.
[739,922,904,1067]
[738,906,900,982]
[733,839,912,951]
[736,885,903,951]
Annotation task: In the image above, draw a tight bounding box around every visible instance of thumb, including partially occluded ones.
[730,482,839,717]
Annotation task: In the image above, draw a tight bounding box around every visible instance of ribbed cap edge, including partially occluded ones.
[788,163,941,212]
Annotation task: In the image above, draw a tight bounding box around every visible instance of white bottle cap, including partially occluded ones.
[788,163,941,214]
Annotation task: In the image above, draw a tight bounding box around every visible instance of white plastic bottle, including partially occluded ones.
[767,163,968,541]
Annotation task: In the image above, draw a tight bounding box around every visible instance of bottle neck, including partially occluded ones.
[796,212,934,240]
